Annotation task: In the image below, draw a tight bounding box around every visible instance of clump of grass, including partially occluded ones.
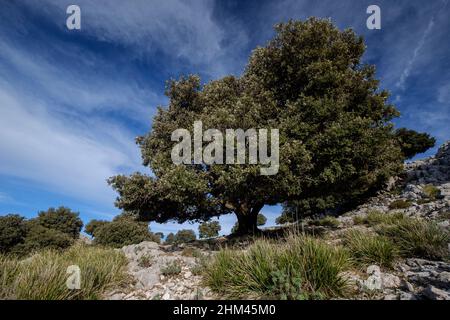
[309,216,340,229]
[0,244,129,300]
[137,254,153,268]
[160,260,182,276]
[388,200,412,210]
[190,252,209,276]
[377,218,449,261]
[422,185,440,200]
[353,210,406,227]
[203,234,350,299]
[343,230,398,268]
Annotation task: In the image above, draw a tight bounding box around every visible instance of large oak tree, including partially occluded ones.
[109,18,406,234]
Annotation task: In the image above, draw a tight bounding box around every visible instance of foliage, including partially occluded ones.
[94,219,156,248]
[275,213,295,225]
[308,216,339,228]
[0,244,128,300]
[174,229,196,243]
[198,221,221,239]
[109,18,406,234]
[204,234,350,299]
[388,200,412,210]
[84,219,109,237]
[160,260,182,276]
[0,215,27,254]
[422,185,440,200]
[353,210,406,226]
[165,233,176,245]
[343,230,398,267]
[257,214,267,226]
[377,218,449,261]
[394,128,435,159]
[138,254,154,268]
[35,207,83,239]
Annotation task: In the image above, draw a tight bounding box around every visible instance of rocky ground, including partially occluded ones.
[104,141,450,300]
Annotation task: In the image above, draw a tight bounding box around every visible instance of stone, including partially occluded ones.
[367,265,381,276]
[423,285,450,300]
[382,274,401,289]
[162,292,171,300]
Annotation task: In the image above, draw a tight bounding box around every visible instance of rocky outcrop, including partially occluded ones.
[103,241,215,300]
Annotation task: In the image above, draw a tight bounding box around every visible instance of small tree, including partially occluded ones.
[36,207,83,239]
[94,219,155,248]
[395,128,436,159]
[85,219,109,237]
[165,233,176,245]
[18,221,73,254]
[257,214,267,226]
[199,221,221,239]
[174,229,196,243]
[0,214,27,253]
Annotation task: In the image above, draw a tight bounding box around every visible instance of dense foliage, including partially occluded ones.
[198,221,221,239]
[84,219,109,237]
[35,207,83,239]
[108,18,428,233]
[395,128,436,159]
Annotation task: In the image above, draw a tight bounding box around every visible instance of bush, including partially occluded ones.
[343,230,398,268]
[198,221,221,239]
[309,216,339,228]
[13,222,74,255]
[138,254,154,268]
[0,244,128,299]
[84,220,109,237]
[0,215,27,253]
[204,234,350,299]
[174,229,196,244]
[377,218,449,260]
[36,207,83,239]
[388,200,412,210]
[422,185,440,200]
[160,260,182,276]
[94,219,155,248]
[165,233,176,245]
[353,211,406,226]
[257,214,267,226]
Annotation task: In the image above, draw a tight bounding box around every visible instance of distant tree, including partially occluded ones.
[94,218,155,248]
[275,213,295,225]
[0,214,27,253]
[36,207,83,239]
[17,221,73,254]
[198,221,221,239]
[109,18,414,234]
[84,219,109,237]
[155,232,164,239]
[174,229,196,243]
[165,233,176,245]
[257,214,267,226]
[395,128,436,159]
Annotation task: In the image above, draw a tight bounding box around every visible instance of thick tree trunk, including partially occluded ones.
[234,204,263,235]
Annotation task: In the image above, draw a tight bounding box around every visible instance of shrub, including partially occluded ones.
[343,230,398,268]
[422,185,440,200]
[257,214,267,226]
[174,229,196,244]
[138,254,154,268]
[204,234,350,299]
[165,233,176,245]
[14,222,74,255]
[309,216,339,228]
[160,260,182,276]
[0,215,27,253]
[94,219,155,248]
[388,200,412,210]
[0,244,128,299]
[198,221,221,239]
[353,210,406,226]
[36,207,83,239]
[377,218,449,260]
[84,220,109,237]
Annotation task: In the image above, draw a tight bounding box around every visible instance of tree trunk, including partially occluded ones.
[235,204,263,235]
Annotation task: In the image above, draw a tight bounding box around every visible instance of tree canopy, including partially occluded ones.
[109,18,417,234]
[199,221,221,238]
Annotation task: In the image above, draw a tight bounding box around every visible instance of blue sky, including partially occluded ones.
[0,0,449,236]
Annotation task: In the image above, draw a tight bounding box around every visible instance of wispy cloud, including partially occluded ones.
[396,17,435,90]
